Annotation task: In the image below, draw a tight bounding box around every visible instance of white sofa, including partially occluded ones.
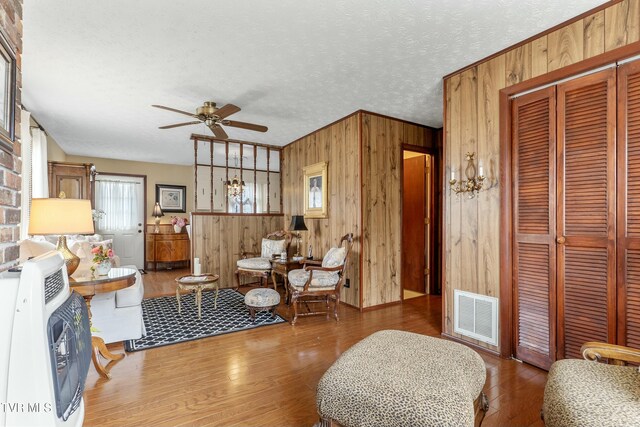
[90,266,145,343]
[19,235,146,344]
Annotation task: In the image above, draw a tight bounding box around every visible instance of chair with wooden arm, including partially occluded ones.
[287,233,353,325]
[542,341,640,427]
[235,230,291,290]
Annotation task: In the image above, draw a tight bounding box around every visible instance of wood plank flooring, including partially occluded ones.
[83,268,546,426]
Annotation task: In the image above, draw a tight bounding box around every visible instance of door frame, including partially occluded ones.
[93,172,147,269]
[401,143,440,300]
[498,42,640,359]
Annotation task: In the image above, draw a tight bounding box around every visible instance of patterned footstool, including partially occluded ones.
[244,288,280,322]
[543,359,640,426]
[316,330,489,427]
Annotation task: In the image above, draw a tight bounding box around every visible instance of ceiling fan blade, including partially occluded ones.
[210,125,229,139]
[158,121,202,129]
[225,120,268,132]
[213,104,241,119]
[152,104,198,118]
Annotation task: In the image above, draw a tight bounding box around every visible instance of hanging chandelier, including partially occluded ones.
[226,154,245,198]
[226,175,245,197]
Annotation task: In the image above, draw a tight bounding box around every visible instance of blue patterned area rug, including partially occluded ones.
[124,288,286,352]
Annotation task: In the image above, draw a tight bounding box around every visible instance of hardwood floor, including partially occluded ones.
[83,268,547,426]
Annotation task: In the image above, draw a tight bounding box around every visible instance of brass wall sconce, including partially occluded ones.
[450,152,485,198]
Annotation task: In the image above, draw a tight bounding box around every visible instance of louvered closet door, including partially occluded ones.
[512,87,557,370]
[556,68,617,360]
[618,60,640,348]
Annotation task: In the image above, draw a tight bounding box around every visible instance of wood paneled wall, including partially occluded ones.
[282,111,436,309]
[443,0,640,352]
[282,114,361,308]
[190,214,284,288]
[361,112,436,307]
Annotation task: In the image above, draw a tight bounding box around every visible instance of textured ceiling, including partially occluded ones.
[22,0,604,165]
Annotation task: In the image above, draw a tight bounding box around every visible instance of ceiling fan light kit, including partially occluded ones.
[153,101,268,139]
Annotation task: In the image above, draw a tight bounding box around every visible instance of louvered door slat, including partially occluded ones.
[557,68,616,360]
[627,250,640,348]
[512,87,556,370]
[618,61,640,348]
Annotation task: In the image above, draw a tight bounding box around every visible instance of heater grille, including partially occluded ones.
[454,290,498,346]
[47,291,91,420]
[44,270,65,304]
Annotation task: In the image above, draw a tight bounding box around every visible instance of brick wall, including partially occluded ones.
[0,0,22,269]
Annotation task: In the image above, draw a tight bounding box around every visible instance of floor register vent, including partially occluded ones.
[454,290,498,346]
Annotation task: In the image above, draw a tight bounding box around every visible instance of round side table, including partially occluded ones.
[69,267,137,379]
[175,274,219,319]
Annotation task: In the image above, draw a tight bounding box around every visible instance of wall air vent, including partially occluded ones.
[454,290,498,346]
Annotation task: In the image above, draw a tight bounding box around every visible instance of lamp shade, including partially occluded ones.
[29,198,95,235]
[289,215,308,231]
[152,202,164,217]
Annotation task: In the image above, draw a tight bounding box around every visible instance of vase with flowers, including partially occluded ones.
[171,216,188,233]
[91,245,115,276]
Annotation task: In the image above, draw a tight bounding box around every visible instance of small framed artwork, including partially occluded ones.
[0,31,16,153]
[303,161,328,218]
[156,184,187,213]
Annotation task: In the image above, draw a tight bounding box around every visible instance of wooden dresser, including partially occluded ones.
[145,225,190,270]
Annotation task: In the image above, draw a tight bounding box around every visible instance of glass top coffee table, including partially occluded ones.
[175,274,220,319]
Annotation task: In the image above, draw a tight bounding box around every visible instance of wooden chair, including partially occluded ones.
[542,342,640,426]
[287,233,353,325]
[235,230,291,290]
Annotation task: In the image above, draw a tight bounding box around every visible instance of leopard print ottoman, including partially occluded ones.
[316,330,488,427]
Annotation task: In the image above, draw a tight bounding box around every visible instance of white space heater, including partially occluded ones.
[454,289,499,346]
[0,251,91,427]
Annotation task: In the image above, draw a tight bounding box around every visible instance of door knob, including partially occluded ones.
[557,236,566,244]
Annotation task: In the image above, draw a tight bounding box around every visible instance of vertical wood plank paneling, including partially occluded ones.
[605,0,640,51]
[361,112,434,307]
[282,114,361,307]
[548,20,584,72]
[443,0,640,353]
[506,43,532,86]
[460,68,479,302]
[583,11,605,58]
[444,78,452,331]
[447,74,462,334]
[191,214,284,288]
[477,56,506,303]
[531,36,548,78]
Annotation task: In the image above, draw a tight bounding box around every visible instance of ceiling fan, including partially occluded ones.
[152,101,268,139]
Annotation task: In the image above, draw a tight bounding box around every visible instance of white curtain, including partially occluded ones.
[31,127,48,198]
[240,184,255,213]
[256,182,268,213]
[95,179,140,231]
[19,110,31,239]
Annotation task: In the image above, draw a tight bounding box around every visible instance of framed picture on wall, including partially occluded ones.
[0,31,16,153]
[156,184,186,213]
[303,161,328,218]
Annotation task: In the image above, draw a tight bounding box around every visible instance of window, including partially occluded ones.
[94,177,141,231]
[193,137,282,214]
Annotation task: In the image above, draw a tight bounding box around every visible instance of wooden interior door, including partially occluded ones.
[556,68,617,359]
[512,87,557,370]
[402,155,426,293]
[617,60,640,348]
